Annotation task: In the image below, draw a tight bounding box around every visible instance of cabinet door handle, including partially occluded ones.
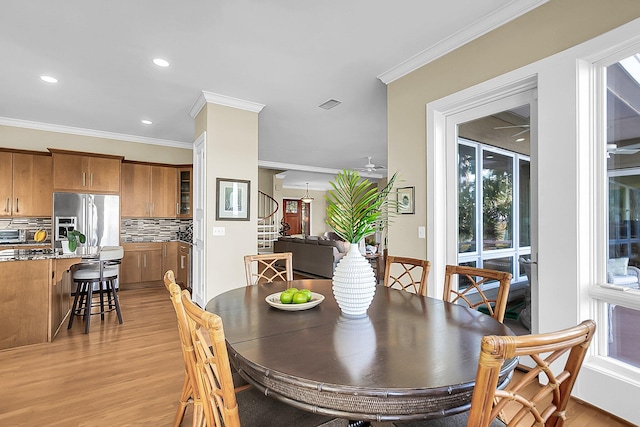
[181,255,185,269]
[145,202,149,215]
[5,197,9,212]
[90,173,94,187]
[151,202,155,215]
[176,203,179,215]
[15,198,18,213]
[144,254,147,268]
[137,254,141,268]
[82,172,86,187]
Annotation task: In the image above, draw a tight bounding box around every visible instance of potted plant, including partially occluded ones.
[325,169,398,317]
[62,230,86,253]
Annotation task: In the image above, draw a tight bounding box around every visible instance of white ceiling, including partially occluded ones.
[0,0,546,187]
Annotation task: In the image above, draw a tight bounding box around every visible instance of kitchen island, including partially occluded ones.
[0,248,98,350]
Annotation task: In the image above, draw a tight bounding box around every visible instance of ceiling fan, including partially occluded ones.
[356,157,386,172]
[494,124,530,137]
[607,143,640,156]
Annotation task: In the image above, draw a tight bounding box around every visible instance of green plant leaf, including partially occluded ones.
[325,170,398,243]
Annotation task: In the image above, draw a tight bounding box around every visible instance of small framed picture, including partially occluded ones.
[397,186,415,214]
[216,178,250,221]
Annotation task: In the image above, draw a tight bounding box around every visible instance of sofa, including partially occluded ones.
[274,236,348,278]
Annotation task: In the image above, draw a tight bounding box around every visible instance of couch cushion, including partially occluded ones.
[608,257,629,276]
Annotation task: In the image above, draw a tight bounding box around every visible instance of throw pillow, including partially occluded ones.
[608,257,629,276]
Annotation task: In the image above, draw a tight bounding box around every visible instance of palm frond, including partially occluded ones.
[325,170,398,243]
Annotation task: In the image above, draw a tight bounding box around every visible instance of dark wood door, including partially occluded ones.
[282,199,310,235]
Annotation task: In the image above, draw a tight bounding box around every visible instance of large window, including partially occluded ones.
[603,53,640,369]
[458,138,530,285]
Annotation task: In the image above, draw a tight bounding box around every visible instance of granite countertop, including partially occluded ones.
[0,247,99,262]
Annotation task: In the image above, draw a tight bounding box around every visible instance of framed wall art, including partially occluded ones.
[216,178,250,220]
[397,186,415,214]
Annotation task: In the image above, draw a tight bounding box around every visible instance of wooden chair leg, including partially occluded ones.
[172,372,191,427]
[84,282,93,334]
[109,279,123,324]
[68,282,83,329]
[98,282,106,321]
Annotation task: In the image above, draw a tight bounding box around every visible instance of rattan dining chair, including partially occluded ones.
[383,256,431,296]
[176,280,337,426]
[443,265,512,323]
[400,320,596,427]
[244,252,293,286]
[164,270,203,427]
[468,319,596,426]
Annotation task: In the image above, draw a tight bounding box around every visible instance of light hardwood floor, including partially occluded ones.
[0,282,633,426]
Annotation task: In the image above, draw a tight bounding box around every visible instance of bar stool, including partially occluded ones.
[68,246,124,333]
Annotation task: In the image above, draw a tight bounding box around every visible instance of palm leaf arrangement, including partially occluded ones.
[325,169,398,244]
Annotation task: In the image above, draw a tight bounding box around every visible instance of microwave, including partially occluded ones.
[0,229,27,244]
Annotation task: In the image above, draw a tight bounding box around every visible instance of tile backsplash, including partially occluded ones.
[121,218,192,242]
[0,218,53,242]
[1,217,193,244]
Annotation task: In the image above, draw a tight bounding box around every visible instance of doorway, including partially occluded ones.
[427,80,538,332]
[282,199,310,236]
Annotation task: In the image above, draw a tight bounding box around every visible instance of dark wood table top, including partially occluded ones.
[206,279,516,422]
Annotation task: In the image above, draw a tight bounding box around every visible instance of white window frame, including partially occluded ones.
[584,40,640,386]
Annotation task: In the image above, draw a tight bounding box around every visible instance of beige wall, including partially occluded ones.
[272,177,329,236]
[199,103,259,299]
[387,0,640,259]
[0,124,192,164]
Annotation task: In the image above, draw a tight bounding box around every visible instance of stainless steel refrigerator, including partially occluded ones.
[53,192,120,250]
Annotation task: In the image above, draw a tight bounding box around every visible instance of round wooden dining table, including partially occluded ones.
[205,279,517,422]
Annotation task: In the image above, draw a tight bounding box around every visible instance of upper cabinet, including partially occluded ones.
[0,151,53,217]
[51,149,122,194]
[178,167,192,218]
[121,163,177,218]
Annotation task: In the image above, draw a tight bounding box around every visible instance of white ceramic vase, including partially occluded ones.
[332,243,377,317]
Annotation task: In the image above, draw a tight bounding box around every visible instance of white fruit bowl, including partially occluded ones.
[265,292,325,311]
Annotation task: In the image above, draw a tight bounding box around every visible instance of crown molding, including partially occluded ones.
[0,116,191,149]
[377,0,548,84]
[189,91,266,118]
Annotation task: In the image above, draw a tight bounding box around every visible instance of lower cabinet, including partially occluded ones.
[162,241,179,280]
[177,243,191,289]
[121,243,163,284]
[121,242,185,285]
[1,259,50,350]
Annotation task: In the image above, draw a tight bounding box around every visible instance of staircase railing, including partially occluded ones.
[258,191,279,252]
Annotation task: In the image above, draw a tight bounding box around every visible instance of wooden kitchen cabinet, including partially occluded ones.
[121,242,163,284]
[162,241,179,281]
[177,242,191,289]
[177,167,192,218]
[1,259,50,350]
[0,150,52,217]
[151,166,178,218]
[121,163,177,218]
[51,149,122,194]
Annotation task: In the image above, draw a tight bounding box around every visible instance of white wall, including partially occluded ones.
[196,103,259,299]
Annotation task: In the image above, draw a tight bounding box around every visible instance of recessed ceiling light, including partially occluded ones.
[141,120,153,125]
[40,75,58,84]
[153,58,170,67]
[515,137,525,142]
